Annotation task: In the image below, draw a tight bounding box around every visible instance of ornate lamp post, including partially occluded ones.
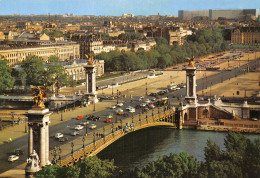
[60,110,63,121]
[152,108,154,116]
[146,82,148,96]
[117,89,119,104]
[139,112,141,121]
[24,118,28,133]
[93,131,96,149]
[85,126,88,136]
[71,141,74,155]
[103,127,105,141]
[111,123,114,133]
[132,113,134,123]
[120,119,123,129]
[58,147,62,164]
[82,136,85,148]
[146,110,148,118]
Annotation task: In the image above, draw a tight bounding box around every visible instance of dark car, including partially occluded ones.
[59,137,68,142]
[14,149,24,156]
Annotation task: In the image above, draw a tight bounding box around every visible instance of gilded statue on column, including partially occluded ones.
[85,54,94,65]
[31,86,47,110]
[187,56,195,67]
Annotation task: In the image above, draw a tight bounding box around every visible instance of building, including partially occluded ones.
[231,27,260,44]
[178,9,259,20]
[0,42,80,66]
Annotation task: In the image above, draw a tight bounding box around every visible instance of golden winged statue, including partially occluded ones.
[85,53,94,65]
[31,86,48,110]
[187,56,195,67]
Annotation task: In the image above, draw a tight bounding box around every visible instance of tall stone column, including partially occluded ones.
[84,64,98,103]
[28,126,33,155]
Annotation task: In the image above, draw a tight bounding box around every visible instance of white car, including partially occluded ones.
[110,105,117,109]
[8,155,19,162]
[126,106,133,111]
[89,124,97,129]
[148,104,155,109]
[80,121,89,126]
[140,103,147,107]
[145,99,151,103]
[151,97,156,101]
[74,125,84,130]
[116,103,124,107]
[129,108,135,113]
[55,133,64,139]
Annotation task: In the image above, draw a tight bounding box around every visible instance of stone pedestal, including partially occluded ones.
[185,67,197,104]
[84,64,98,103]
[25,108,52,176]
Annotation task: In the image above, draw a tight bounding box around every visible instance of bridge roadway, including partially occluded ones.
[0,58,259,173]
[54,109,176,167]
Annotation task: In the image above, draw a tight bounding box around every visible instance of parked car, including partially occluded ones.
[140,103,147,107]
[251,118,258,121]
[55,133,64,139]
[116,103,124,107]
[126,106,133,111]
[71,130,79,136]
[59,137,68,142]
[80,121,89,126]
[110,105,116,109]
[8,155,19,162]
[148,104,155,109]
[129,108,135,113]
[116,108,124,115]
[74,125,84,130]
[89,124,97,129]
[76,115,83,120]
[14,149,24,156]
[104,118,112,123]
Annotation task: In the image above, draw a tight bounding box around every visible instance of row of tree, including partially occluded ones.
[0,55,76,94]
[96,28,230,71]
[35,132,260,178]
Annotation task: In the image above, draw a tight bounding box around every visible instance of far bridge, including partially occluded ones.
[56,109,178,167]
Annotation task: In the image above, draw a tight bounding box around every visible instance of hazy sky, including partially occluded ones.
[0,0,259,16]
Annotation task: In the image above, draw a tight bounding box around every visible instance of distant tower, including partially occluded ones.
[185,57,197,105]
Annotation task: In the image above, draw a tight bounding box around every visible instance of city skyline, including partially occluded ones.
[0,0,259,16]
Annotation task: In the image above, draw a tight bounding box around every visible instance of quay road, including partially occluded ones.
[0,58,259,174]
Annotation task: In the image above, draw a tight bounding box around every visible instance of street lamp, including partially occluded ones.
[60,110,63,121]
[132,113,134,123]
[139,112,141,121]
[25,118,28,133]
[82,136,85,148]
[71,141,74,155]
[146,82,148,96]
[85,126,88,136]
[93,102,96,111]
[117,89,119,104]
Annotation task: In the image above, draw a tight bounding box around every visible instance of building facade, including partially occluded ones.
[231,27,260,44]
[0,42,80,66]
[178,9,259,20]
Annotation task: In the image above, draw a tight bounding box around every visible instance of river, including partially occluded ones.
[97,127,259,170]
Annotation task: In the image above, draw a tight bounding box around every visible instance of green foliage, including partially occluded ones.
[0,60,15,93]
[36,156,117,178]
[21,55,45,86]
[97,28,229,71]
[135,152,199,178]
[49,55,59,63]
[118,32,144,41]
[134,132,260,178]
[43,29,64,38]
[99,33,112,40]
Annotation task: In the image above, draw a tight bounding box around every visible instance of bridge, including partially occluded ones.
[56,109,178,167]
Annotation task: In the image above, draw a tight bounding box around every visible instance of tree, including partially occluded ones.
[36,165,60,178]
[21,55,45,86]
[68,76,77,92]
[49,55,59,63]
[0,60,14,94]
[46,64,68,95]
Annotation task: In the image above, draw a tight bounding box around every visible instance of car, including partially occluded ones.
[126,106,133,111]
[80,121,89,126]
[92,116,101,121]
[135,98,142,101]
[116,108,124,115]
[129,108,135,113]
[145,99,151,103]
[110,105,117,109]
[140,103,147,107]
[135,105,141,109]
[71,130,79,136]
[74,125,84,130]
[14,149,24,156]
[89,124,97,129]
[151,97,156,101]
[148,104,155,109]
[251,118,258,121]
[104,118,112,123]
[59,137,68,142]
[116,103,124,107]
[8,155,19,162]
[76,115,83,120]
[55,133,64,139]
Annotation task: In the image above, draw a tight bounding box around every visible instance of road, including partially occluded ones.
[0,58,259,174]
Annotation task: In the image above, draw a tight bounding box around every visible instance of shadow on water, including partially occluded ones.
[97,126,176,170]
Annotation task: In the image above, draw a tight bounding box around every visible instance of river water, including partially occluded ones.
[97,127,259,170]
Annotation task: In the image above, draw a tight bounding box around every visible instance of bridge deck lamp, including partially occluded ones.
[82,136,85,148]
[71,141,74,155]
